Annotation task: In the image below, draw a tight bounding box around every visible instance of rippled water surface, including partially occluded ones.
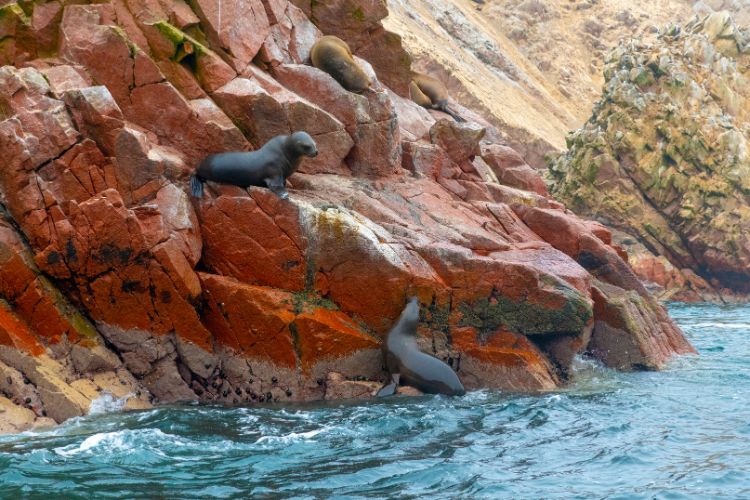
[1,303,749,498]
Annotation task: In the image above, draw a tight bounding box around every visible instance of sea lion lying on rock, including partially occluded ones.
[410,72,465,122]
[190,131,318,200]
[377,297,466,397]
[310,35,372,93]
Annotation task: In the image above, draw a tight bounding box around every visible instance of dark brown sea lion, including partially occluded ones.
[310,35,372,93]
[190,131,318,200]
[377,297,466,397]
[410,72,465,122]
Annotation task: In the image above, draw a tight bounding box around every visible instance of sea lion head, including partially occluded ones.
[400,296,420,334]
[342,66,372,94]
[286,131,319,158]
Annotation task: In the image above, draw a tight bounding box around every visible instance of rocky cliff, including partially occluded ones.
[550,12,750,302]
[382,0,699,168]
[0,0,693,433]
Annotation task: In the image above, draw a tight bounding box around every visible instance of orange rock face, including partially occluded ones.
[0,0,694,426]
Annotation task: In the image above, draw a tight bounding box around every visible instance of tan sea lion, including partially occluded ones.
[310,35,372,93]
[410,72,465,122]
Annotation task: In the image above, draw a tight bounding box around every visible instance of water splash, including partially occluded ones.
[88,391,132,415]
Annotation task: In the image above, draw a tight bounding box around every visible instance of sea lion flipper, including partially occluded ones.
[440,104,465,123]
[376,382,397,397]
[265,175,289,200]
[376,374,399,397]
[190,175,204,197]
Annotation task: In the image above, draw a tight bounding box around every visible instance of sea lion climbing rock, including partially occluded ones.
[377,297,466,397]
[310,35,372,93]
[410,72,465,122]
[190,131,318,200]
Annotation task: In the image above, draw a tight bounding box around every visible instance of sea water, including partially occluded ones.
[0,302,748,498]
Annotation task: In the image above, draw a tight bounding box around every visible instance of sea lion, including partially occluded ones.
[377,297,466,397]
[410,72,465,122]
[310,35,372,93]
[190,131,318,200]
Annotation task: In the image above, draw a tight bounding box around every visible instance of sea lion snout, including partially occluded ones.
[309,148,319,158]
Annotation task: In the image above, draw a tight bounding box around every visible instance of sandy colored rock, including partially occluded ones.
[0,396,37,434]
[550,13,750,295]
[324,372,380,400]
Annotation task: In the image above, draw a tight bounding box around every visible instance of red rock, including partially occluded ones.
[60,4,133,106]
[430,119,486,165]
[134,50,164,87]
[452,327,558,391]
[293,308,380,373]
[191,0,270,72]
[273,64,369,134]
[40,65,92,98]
[261,0,288,24]
[168,0,201,29]
[0,2,63,66]
[515,205,648,293]
[589,280,694,369]
[0,0,697,418]
[401,142,453,179]
[63,86,125,156]
[197,189,308,291]
[0,67,79,171]
[516,205,696,367]
[155,183,202,265]
[306,205,446,332]
[481,143,526,169]
[481,144,549,196]
[390,90,434,141]
[256,2,321,68]
[212,72,353,175]
[0,302,44,357]
[199,273,297,367]
[110,0,151,50]
[128,81,248,161]
[346,89,402,178]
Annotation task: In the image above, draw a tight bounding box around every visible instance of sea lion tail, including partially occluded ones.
[190,175,204,198]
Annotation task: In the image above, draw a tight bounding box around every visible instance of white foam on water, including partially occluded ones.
[88,391,132,415]
[255,426,329,445]
[689,322,750,330]
[54,429,172,457]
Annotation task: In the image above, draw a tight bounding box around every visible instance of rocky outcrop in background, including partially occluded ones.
[382,0,700,168]
[550,12,750,302]
[0,0,693,432]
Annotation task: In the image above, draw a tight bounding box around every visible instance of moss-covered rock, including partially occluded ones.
[549,12,750,294]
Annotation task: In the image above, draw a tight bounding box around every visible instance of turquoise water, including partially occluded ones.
[1,303,749,498]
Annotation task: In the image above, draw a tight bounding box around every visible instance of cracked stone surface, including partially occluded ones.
[0,0,694,431]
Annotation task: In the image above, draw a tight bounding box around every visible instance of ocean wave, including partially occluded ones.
[255,427,330,445]
[688,322,750,329]
[54,429,173,457]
